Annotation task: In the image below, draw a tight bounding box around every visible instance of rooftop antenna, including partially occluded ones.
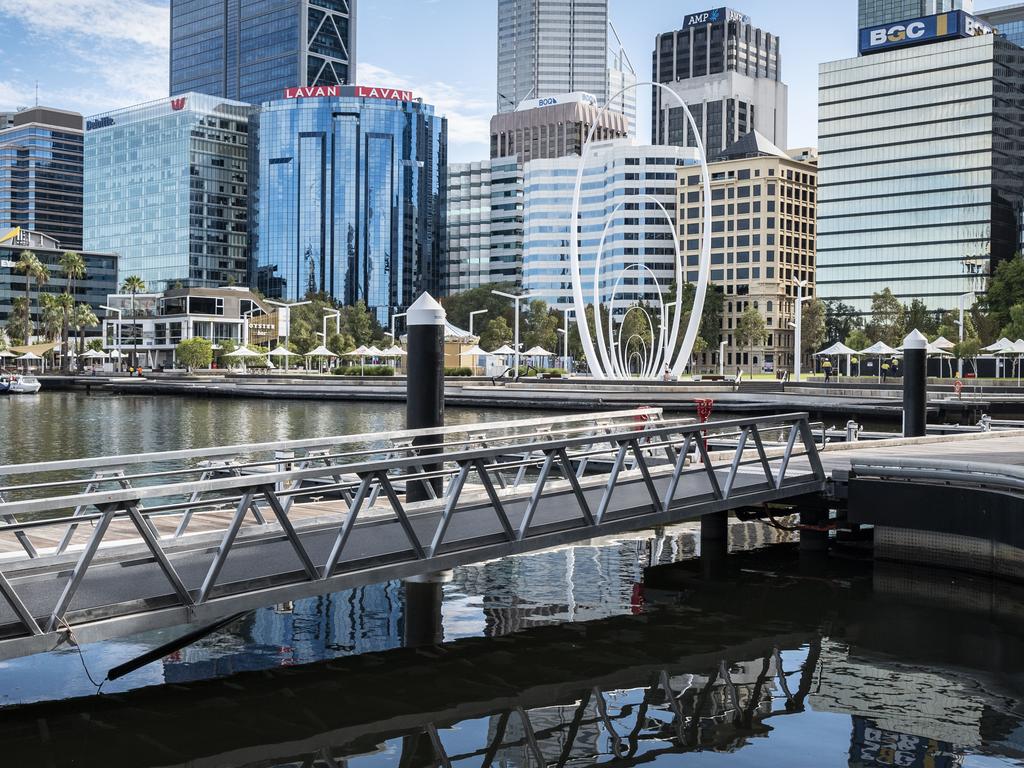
[608,20,636,75]
[34,81,38,107]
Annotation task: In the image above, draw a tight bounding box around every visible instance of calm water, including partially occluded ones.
[1,393,1022,767]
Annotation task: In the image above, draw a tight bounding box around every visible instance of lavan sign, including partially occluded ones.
[283,85,415,101]
[683,7,749,28]
[859,10,993,55]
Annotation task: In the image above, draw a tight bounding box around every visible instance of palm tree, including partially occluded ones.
[121,275,146,369]
[14,250,42,341]
[72,304,99,357]
[39,294,68,343]
[60,252,86,373]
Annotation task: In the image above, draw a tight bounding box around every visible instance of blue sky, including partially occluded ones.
[0,0,1012,161]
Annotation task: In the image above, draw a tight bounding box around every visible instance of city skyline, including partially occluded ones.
[0,0,1014,163]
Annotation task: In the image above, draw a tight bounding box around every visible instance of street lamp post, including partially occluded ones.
[956,292,974,377]
[468,309,488,338]
[388,311,408,346]
[561,308,574,373]
[794,280,810,382]
[322,308,340,344]
[265,299,312,372]
[719,339,726,378]
[100,305,123,371]
[492,290,531,376]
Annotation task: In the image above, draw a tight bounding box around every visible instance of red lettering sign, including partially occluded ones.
[283,85,341,99]
[171,97,186,111]
[356,86,414,101]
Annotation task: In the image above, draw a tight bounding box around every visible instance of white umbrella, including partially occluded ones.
[983,337,1013,352]
[0,349,16,359]
[815,341,857,377]
[267,345,297,357]
[490,344,516,356]
[350,345,369,356]
[364,345,385,357]
[223,346,262,358]
[995,339,1024,385]
[460,345,493,357]
[305,345,338,358]
[524,346,553,356]
[859,341,899,383]
[381,345,406,356]
[108,349,123,358]
[932,335,956,350]
[79,349,108,359]
[16,352,42,360]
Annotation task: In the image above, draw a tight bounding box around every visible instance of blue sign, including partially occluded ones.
[86,116,115,131]
[683,7,749,28]
[859,10,993,55]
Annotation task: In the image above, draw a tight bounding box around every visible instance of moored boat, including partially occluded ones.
[6,375,41,394]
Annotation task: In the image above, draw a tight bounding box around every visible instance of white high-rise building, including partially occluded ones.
[522,139,699,312]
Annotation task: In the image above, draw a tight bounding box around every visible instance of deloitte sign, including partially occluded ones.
[859,10,993,55]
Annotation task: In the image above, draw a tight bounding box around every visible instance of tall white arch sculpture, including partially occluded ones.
[569,82,712,379]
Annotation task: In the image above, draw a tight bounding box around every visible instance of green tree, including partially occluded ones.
[954,337,982,376]
[440,283,516,331]
[983,254,1024,330]
[176,337,213,372]
[39,293,68,342]
[15,250,48,341]
[845,328,871,353]
[521,299,558,351]
[87,337,104,353]
[59,251,86,371]
[905,298,938,337]
[936,309,976,346]
[121,275,146,369]
[1001,303,1024,341]
[824,300,863,344]
[735,306,767,375]
[5,297,29,346]
[866,288,906,347]
[479,316,513,351]
[72,304,99,357]
[801,298,827,356]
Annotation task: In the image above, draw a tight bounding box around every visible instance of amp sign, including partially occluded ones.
[859,10,993,54]
[683,7,749,28]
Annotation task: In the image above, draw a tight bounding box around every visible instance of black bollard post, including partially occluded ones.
[902,328,927,437]
[406,292,446,502]
[699,512,729,579]
[403,572,447,648]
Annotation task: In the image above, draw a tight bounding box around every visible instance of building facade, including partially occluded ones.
[0,108,84,250]
[83,93,252,293]
[170,0,356,106]
[445,157,523,294]
[978,3,1024,48]
[817,31,1024,313]
[652,8,787,159]
[253,88,447,325]
[101,285,267,367]
[0,229,116,340]
[858,0,972,28]
[522,139,699,312]
[676,132,817,374]
[490,93,629,163]
[497,0,609,114]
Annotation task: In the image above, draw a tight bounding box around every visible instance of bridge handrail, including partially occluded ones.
[0,407,664,478]
[0,412,817,519]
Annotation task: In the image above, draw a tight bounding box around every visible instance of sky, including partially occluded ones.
[0,0,1013,161]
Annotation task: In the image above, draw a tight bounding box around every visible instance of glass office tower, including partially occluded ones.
[497,0,609,113]
[253,90,447,325]
[84,93,253,291]
[170,0,356,106]
[817,33,1024,313]
[978,3,1024,48]
[858,0,972,28]
[0,107,84,249]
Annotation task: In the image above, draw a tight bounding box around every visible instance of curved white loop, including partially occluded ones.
[606,271,663,378]
[569,81,711,379]
[615,309,654,378]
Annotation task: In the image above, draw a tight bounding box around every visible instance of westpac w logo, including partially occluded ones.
[170,97,187,111]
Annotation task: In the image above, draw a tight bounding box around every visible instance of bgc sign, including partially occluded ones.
[859,10,993,54]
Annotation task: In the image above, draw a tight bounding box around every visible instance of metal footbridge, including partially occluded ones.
[0,408,825,660]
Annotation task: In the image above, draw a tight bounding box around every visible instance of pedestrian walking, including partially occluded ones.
[822,358,833,383]
[881,360,891,382]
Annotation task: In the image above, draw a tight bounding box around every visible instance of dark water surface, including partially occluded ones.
[1,393,1022,767]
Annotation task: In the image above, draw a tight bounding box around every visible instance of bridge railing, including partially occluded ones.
[0,412,824,645]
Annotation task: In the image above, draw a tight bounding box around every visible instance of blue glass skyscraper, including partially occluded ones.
[253,88,447,324]
[170,0,356,106]
[0,108,84,249]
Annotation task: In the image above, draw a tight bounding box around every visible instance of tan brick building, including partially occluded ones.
[677,131,817,375]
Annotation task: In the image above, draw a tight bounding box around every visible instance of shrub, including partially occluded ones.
[332,365,394,377]
[444,366,473,376]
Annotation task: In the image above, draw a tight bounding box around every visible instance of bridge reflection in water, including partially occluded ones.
[2,529,1022,767]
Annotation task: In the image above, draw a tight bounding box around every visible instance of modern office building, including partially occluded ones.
[0,228,116,340]
[522,138,699,311]
[252,87,447,325]
[858,0,972,28]
[497,0,609,113]
[0,107,84,250]
[817,20,1024,314]
[676,132,817,375]
[169,0,356,106]
[101,285,269,367]
[445,157,523,294]
[490,93,629,163]
[978,3,1024,47]
[83,93,253,292]
[652,8,787,159]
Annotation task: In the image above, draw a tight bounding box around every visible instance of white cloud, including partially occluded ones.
[359,61,492,161]
[0,0,168,114]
